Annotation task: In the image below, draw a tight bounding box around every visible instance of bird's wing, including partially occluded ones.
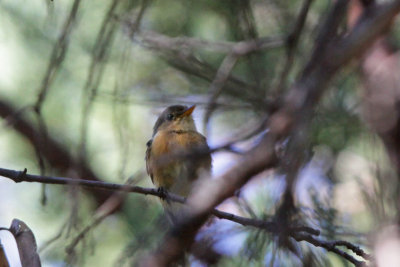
[145,139,154,184]
[199,135,212,172]
[187,133,212,180]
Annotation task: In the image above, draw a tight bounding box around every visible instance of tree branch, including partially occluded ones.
[292,233,368,267]
[203,52,239,135]
[273,0,314,93]
[0,166,370,264]
[0,167,314,236]
[133,30,284,55]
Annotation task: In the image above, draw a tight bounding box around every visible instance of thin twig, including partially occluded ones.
[203,53,239,136]
[98,92,258,110]
[33,0,82,205]
[38,221,68,253]
[273,0,314,94]
[0,167,164,198]
[79,0,121,165]
[134,30,284,55]
[35,0,82,110]
[65,172,146,254]
[292,233,367,267]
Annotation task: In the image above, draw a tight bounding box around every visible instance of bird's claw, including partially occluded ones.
[157,187,169,200]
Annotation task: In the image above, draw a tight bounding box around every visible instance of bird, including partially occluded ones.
[145,105,212,220]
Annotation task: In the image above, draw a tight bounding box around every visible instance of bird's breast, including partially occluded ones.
[149,130,211,195]
[151,130,203,155]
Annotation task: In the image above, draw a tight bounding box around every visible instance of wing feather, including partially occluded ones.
[145,139,154,184]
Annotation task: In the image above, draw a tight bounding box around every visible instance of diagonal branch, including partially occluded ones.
[292,232,368,267]
[273,0,314,93]
[34,0,82,111]
[141,0,400,266]
[203,52,239,135]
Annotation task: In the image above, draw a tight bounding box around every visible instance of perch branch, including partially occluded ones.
[0,167,370,264]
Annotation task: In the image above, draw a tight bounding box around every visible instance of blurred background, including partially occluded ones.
[0,0,399,266]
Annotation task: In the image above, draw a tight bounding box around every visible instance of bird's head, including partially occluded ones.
[152,105,197,136]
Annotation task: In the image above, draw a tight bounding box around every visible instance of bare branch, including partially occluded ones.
[79,0,122,164]
[273,0,314,93]
[203,53,239,135]
[292,233,368,267]
[34,0,82,111]
[0,167,370,264]
[0,167,162,199]
[133,30,284,55]
[32,0,82,204]
[0,167,317,237]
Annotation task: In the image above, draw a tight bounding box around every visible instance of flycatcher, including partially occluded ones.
[145,105,212,219]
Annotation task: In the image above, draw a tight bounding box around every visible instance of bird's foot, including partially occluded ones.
[157,186,169,200]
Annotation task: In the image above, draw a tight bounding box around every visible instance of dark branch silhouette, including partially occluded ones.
[0,166,370,266]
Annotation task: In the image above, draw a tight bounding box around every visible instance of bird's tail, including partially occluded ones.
[162,200,188,224]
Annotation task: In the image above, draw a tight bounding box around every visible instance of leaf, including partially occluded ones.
[9,219,41,267]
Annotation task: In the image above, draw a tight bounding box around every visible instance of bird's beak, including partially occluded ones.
[180,105,196,118]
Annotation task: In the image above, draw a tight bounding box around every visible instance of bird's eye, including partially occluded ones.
[166,114,174,121]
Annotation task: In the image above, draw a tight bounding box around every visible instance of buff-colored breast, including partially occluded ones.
[148,130,211,197]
